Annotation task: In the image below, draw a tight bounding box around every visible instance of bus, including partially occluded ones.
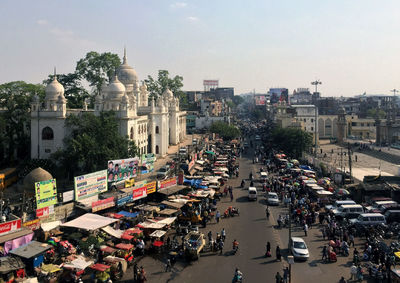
[0,168,18,190]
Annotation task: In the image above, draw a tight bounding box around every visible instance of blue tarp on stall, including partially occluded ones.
[117,211,139,218]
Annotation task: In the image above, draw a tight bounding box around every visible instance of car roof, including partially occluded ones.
[248,187,257,190]
[291,237,305,242]
[360,213,384,217]
[268,192,278,195]
[340,204,362,208]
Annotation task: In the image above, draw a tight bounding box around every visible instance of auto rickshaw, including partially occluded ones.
[115,243,134,266]
[38,263,62,283]
[89,263,111,283]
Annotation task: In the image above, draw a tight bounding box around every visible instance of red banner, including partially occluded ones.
[0,219,22,235]
[159,177,177,190]
[36,206,54,218]
[133,186,147,201]
[92,197,115,212]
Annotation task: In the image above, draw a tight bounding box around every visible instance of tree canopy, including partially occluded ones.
[52,111,139,178]
[209,121,241,141]
[0,81,44,164]
[75,51,121,96]
[367,108,386,119]
[145,70,186,106]
[270,127,313,159]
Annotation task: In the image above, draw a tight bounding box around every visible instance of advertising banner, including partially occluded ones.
[132,186,147,201]
[159,177,177,190]
[23,219,41,231]
[255,95,266,106]
[92,197,115,212]
[146,181,157,194]
[36,205,54,218]
[107,158,139,183]
[116,192,133,207]
[62,190,74,203]
[134,180,147,188]
[74,170,108,201]
[0,219,22,236]
[35,179,58,209]
[140,154,156,174]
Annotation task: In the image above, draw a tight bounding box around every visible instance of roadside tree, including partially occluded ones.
[270,127,313,158]
[210,121,241,141]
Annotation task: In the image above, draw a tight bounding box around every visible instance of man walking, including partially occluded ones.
[216,210,220,223]
[304,223,308,236]
[322,245,328,262]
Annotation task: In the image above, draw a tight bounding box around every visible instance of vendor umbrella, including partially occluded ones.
[336,188,350,195]
[294,182,300,186]
[205,151,215,155]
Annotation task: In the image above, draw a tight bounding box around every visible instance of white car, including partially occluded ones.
[290,237,309,260]
[266,192,279,206]
[248,187,257,201]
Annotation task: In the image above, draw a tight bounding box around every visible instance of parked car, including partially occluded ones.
[384,210,400,224]
[290,237,309,260]
[266,192,279,206]
[156,166,170,179]
[332,204,364,220]
[350,213,386,226]
[248,187,257,201]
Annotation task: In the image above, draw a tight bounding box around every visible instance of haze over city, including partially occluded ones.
[1,0,400,96]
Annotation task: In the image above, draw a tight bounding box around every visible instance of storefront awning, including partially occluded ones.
[117,211,139,218]
[159,208,178,216]
[61,213,118,231]
[0,228,33,244]
[161,200,184,209]
[158,185,187,196]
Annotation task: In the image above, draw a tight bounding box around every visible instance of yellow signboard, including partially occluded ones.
[35,179,58,209]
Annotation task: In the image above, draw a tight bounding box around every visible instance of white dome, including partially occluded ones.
[107,75,126,100]
[45,76,64,100]
[116,49,138,85]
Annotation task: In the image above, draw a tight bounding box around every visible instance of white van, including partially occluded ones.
[325,200,356,211]
[350,213,386,226]
[332,204,364,219]
[248,187,257,201]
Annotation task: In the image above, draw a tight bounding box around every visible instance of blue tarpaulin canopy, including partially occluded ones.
[117,211,139,218]
[183,178,207,189]
[299,165,312,171]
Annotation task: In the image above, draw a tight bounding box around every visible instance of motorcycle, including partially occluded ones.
[232,241,239,255]
[241,180,245,188]
[232,273,243,282]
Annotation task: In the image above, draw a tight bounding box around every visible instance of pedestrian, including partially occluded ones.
[133,263,138,282]
[339,276,347,283]
[219,240,224,254]
[349,233,354,247]
[304,223,308,237]
[321,227,326,240]
[283,266,289,283]
[275,272,282,283]
[221,228,226,242]
[216,210,220,223]
[165,259,171,272]
[208,231,212,242]
[139,266,147,283]
[350,263,357,280]
[322,245,328,262]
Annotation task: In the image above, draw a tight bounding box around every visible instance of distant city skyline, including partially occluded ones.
[1,0,400,96]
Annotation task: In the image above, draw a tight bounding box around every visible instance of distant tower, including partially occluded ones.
[375,116,381,146]
[337,107,346,144]
[386,105,393,146]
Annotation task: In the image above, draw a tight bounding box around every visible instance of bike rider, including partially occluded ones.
[233,239,239,253]
[266,206,270,219]
[233,268,243,282]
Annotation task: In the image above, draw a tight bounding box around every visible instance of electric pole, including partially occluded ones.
[311,80,321,159]
[348,143,352,183]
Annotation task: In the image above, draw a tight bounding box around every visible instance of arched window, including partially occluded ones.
[156,145,159,154]
[155,126,159,134]
[42,127,54,140]
[130,127,134,139]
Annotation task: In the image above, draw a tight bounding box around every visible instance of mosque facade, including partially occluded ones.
[30,49,187,159]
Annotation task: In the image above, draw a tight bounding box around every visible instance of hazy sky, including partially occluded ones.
[1,0,400,96]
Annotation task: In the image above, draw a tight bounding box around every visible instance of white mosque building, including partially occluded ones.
[30,49,187,159]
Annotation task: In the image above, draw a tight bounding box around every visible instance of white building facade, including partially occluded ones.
[31,49,186,159]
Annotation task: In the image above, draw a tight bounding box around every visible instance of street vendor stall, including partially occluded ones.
[0,256,25,283]
[158,208,179,217]
[161,200,185,209]
[9,241,52,273]
[61,213,118,231]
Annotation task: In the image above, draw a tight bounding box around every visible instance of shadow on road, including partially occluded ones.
[260,259,279,264]
[258,199,268,205]
[252,255,266,260]
[253,218,266,222]
[235,196,249,203]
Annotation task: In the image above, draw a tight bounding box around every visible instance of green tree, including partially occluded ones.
[232,96,244,106]
[52,111,139,178]
[270,127,313,158]
[367,108,386,119]
[144,70,186,106]
[75,51,121,96]
[209,121,241,141]
[0,81,45,163]
[43,73,89,108]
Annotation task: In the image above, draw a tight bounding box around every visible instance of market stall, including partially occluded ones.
[9,241,52,273]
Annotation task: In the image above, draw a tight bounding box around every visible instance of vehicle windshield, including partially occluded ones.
[293,241,307,249]
[269,194,278,199]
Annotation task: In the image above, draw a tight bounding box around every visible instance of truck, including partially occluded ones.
[0,168,18,190]
[184,231,205,260]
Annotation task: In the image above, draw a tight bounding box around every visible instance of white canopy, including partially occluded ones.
[61,213,118,231]
[101,226,124,238]
[316,190,333,196]
[137,221,166,229]
[156,217,177,225]
[41,221,61,232]
[150,230,166,238]
[63,256,94,270]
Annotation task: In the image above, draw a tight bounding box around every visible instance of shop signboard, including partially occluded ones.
[107,158,139,182]
[134,180,147,188]
[132,186,147,201]
[23,219,41,231]
[140,154,156,174]
[116,192,133,207]
[74,170,108,201]
[92,197,115,213]
[146,181,157,194]
[36,205,54,218]
[62,190,74,203]
[35,179,58,209]
[159,177,177,190]
[0,219,22,236]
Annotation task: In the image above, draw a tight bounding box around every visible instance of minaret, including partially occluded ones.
[337,107,346,145]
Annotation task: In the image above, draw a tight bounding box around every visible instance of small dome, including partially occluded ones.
[140,82,147,92]
[57,93,66,103]
[116,49,138,85]
[23,167,53,195]
[122,93,129,103]
[45,76,64,100]
[107,75,126,100]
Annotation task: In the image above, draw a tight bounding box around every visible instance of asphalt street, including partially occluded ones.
[121,138,366,283]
